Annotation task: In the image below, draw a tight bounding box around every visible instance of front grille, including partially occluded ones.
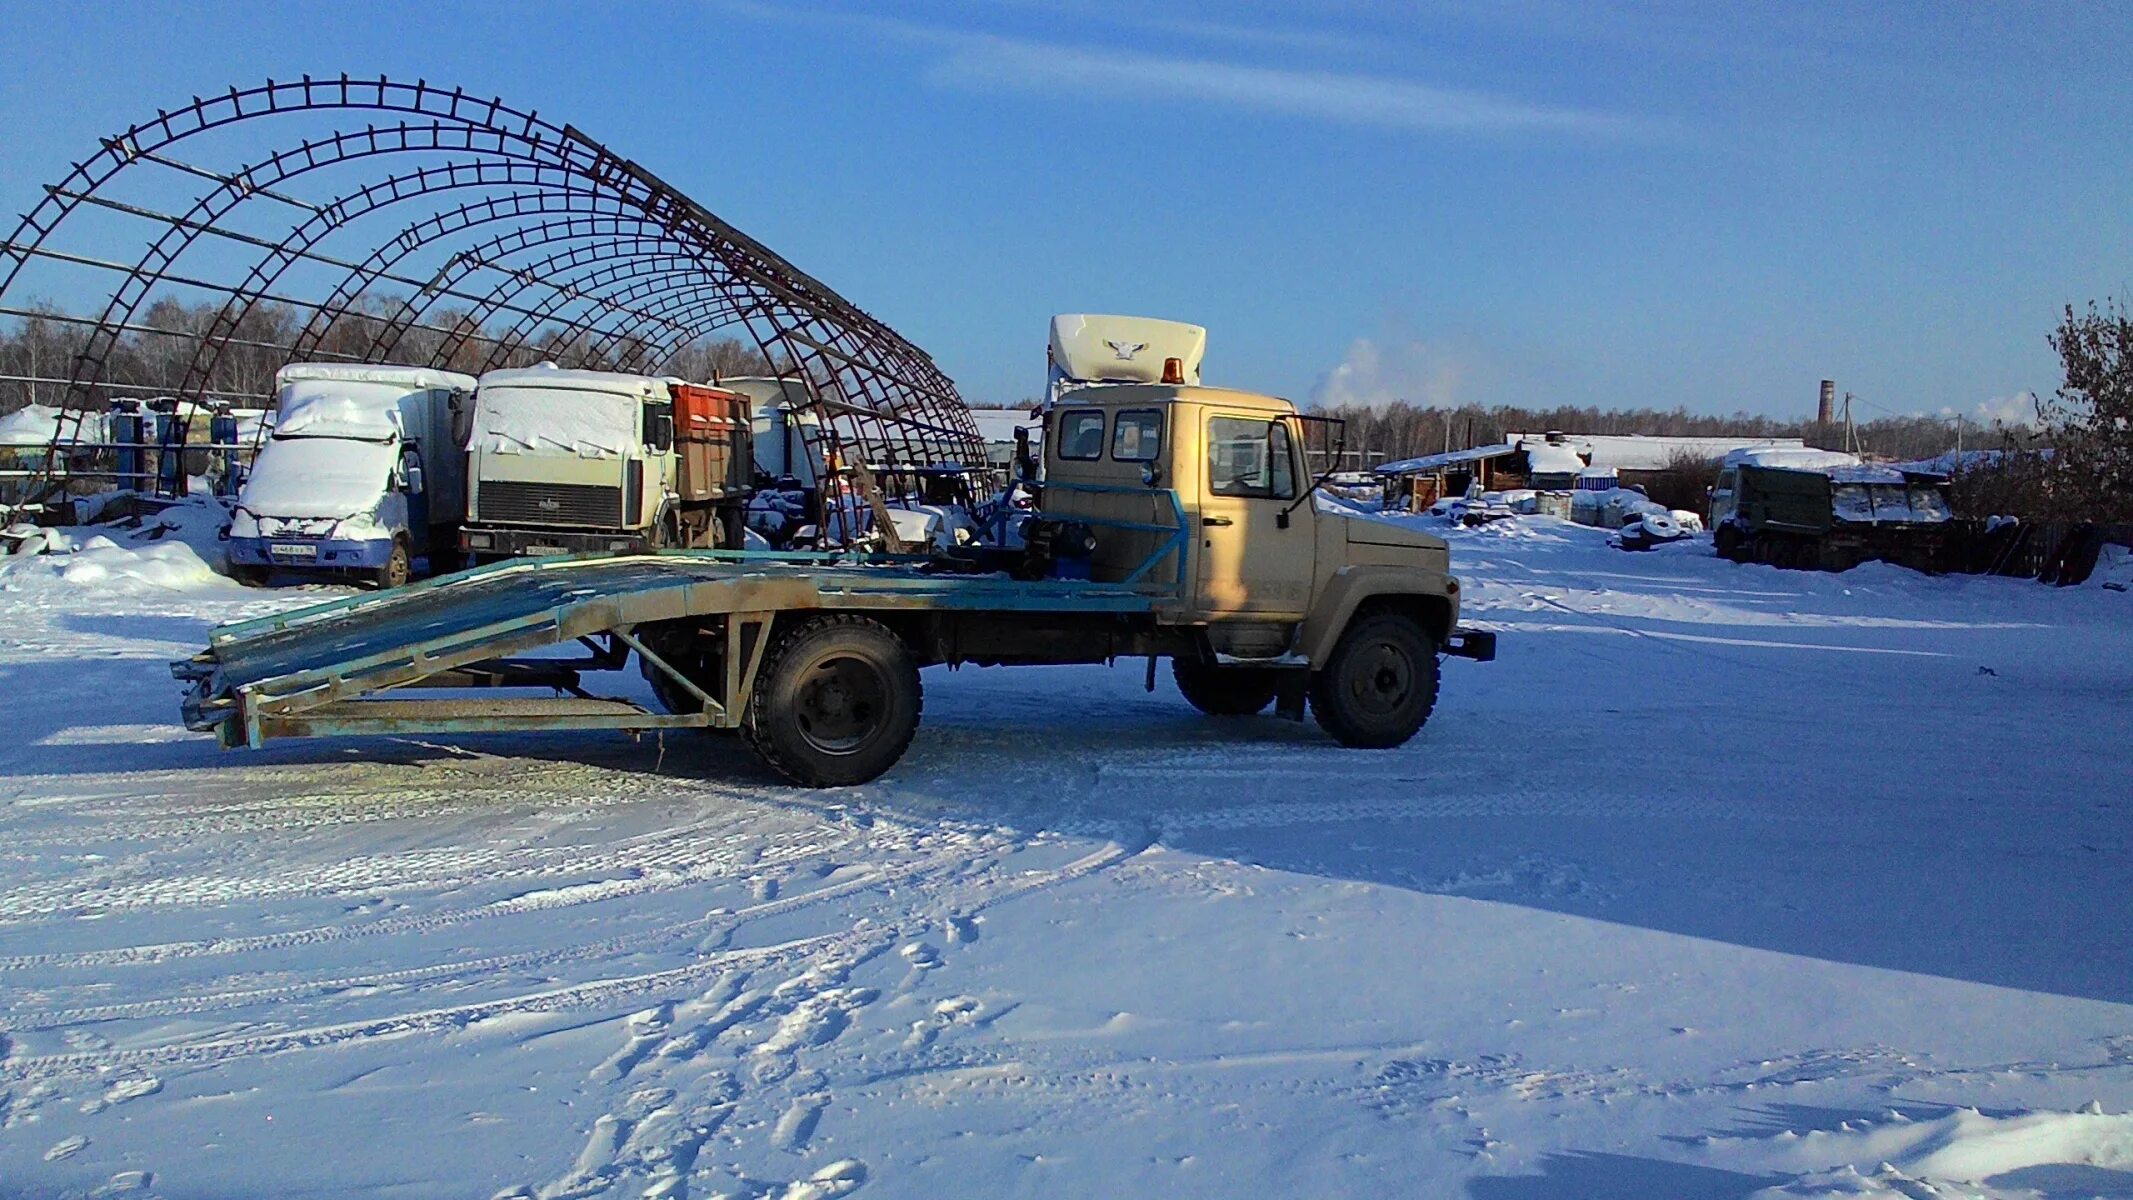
[476,481,623,528]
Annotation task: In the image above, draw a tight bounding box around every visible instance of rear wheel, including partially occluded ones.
[743,616,922,787]
[1309,612,1440,749]
[1172,661,1280,716]
[1714,525,1746,562]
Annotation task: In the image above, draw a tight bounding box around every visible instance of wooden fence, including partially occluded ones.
[1950,520,2133,585]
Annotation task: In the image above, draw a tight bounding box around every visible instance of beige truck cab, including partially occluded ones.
[1031,315,1491,749]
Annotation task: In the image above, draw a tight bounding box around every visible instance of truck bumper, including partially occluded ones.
[1443,626,1497,662]
[461,526,648,558]
[228,535,395,570]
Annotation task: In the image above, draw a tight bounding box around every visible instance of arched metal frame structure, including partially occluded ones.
[0,75,987,530]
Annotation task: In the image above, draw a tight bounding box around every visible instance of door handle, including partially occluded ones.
[1202,516,1233,527]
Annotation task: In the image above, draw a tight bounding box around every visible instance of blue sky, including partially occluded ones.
[2,0,2127,418]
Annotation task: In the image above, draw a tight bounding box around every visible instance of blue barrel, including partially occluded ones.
[210,407,242,496]
[109,401,144,493]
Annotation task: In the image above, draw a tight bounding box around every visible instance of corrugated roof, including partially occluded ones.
[1375,443,1518,476]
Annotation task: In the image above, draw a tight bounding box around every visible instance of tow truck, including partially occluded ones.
[174,319,1495,787]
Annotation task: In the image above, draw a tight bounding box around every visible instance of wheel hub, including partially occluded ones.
[1349,642,1413,715]
[794,655,886,753]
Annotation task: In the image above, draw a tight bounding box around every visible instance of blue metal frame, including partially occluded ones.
[208,545,938,643]
[1032,481,1191,590]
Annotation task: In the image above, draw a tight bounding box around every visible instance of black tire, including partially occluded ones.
[1714,525,1746,562]
[743,615,922,787]
[1172,661,1280,716]
[372,537,412,590]
[1309,612,1440,749]
[229,564,271,587]
[636,622,715,721]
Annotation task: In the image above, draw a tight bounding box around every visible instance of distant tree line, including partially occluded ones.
[0,296,773,414]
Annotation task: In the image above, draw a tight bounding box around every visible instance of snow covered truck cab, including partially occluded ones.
[460,366,751,561]
[229,364,475,588]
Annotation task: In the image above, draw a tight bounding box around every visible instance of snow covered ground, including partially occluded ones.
[1,514,2129,1199]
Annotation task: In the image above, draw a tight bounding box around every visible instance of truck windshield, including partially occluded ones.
[272,383,415,443]
[1908,486,1953,522]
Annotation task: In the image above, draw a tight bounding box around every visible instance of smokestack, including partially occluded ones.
[1817,380,1836,427]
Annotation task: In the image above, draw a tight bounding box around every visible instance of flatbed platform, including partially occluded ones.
[176,550,1169,750]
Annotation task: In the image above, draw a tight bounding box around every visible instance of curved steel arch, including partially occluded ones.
[469,255,758,374]
[64,124,596,411]
[2,74,985,511]
[334,202,702,365]
[294,197,667,364]
[169,128,655,401]
[435,244,742,373]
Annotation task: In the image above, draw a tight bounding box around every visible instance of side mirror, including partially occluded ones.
[1141,462,1163,488]
[649,414,675,453]
[406,464,425,496]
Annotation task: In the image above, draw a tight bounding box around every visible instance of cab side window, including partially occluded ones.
[1111,409,1162,462]
[1208,416,1298,500]
[1057,409,1107,461]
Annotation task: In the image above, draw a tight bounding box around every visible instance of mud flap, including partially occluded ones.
[1273,670,1309,721]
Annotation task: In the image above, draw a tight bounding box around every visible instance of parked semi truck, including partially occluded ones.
[229,365,476,588]
[460,366,751,560]
[176,319,1495,787]
[1710,448,1955,571]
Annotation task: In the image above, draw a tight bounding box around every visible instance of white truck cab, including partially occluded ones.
[461,366,680,559]
[229,364,474,588]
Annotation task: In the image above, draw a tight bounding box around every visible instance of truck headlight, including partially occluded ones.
[464,531,493,549]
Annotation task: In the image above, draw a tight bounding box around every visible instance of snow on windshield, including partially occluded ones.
[239,435,397,519]
[472,386,638,457]
[273,381,422,441]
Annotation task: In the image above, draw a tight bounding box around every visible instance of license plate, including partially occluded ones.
[526,547,568,557]
[270,543,318,559]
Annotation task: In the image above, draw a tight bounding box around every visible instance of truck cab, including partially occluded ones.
[461,366,751,559]
[1040,384,1464,661]
[228,364,474,588]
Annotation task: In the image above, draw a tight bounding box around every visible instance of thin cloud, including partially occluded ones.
[926,35,1639,136]
[706,2,1641,139]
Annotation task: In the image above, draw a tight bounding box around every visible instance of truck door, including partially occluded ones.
[1197,412,1314,615]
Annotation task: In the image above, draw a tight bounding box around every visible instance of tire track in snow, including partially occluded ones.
[0,853,968,1030]
[0,823,961,971]
[0,934,853,1082]
[0,807,846,926]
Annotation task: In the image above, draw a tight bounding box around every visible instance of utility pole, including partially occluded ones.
[1954,413,1964,461]
[1843,393,1858,455]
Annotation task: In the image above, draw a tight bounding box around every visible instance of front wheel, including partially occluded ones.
[371,537,412,590]
[1309,612,1440,749]
[743,616,922,787]
[229,564,271,587]
[1172,661,1279,716]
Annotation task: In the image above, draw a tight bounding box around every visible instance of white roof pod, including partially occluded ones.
[1049,314,1206,387]
[275,363,477,393]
